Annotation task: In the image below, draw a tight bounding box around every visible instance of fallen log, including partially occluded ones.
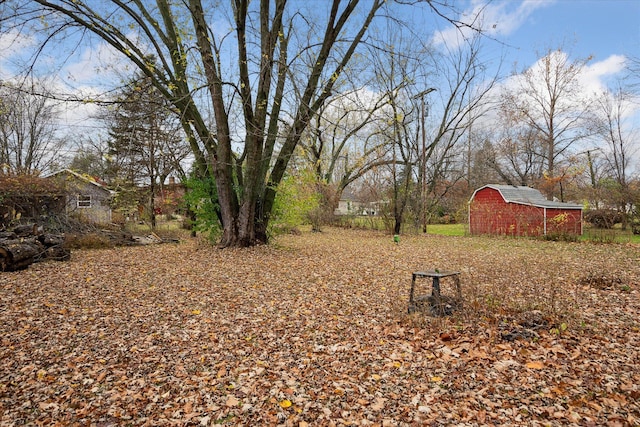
[1,227,71,271]
[38,233,65,247]
[13,224,40,237]
[0,239,42,272]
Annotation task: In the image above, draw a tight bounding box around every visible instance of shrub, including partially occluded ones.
[64,233,114,249]
[270,171,321,236]
[584,209,623,229]
[182,176,221,243]
[0,174,65,228]
[540,232,578,242]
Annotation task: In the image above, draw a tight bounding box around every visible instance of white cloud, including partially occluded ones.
[477,50,636,134]
[0,29,36,55]
[1,38,129,138]
[498,50,628,100]
[0,30,38,78]
[432,0,556,50]
[51,37,144,133]
[61,41,131,87]
[579,54,627,94]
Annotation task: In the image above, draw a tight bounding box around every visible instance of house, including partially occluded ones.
[333,189,382,216]
[154,177,186,216]
[334,189,362,216]
[468,184,583,236]
[47,169,115,225]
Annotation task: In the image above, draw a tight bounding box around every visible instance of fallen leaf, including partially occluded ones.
[279,399,292,408]
[371,398,386,411]
[184,401,193,414]
[1,230,637,426]
[526,361,545,370]
[225,396,239,407]
[439,332,452,341]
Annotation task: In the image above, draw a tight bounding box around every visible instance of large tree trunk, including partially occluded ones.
[191,0,383,248]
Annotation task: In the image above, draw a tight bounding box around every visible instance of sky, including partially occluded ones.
[432,0,638,68]
[2,2,636,87]
[0,0,638,167]
[427,0,639,150]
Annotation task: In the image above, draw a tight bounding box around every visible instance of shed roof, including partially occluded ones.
[46,169,115,195]
[472,184,583,209]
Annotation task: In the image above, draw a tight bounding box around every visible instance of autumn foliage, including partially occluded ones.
[0,229,638,425]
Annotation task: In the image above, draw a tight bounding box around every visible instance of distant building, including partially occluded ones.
[333,189,383,216]
[47,169,115,225]
[469,184,583,236]
[334,189,361,216]
[154,176,186,216]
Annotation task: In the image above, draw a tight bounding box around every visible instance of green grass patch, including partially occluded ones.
[425,223,466,236]
[423,223,640,243]
[582,226,640,244]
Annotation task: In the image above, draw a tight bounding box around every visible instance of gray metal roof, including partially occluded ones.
[477,184,583,209]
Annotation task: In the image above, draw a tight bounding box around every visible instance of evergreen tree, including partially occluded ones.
[105,72,189,228]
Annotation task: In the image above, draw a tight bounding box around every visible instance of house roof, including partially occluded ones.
[472,184,583,209]
[45,169,115,195]
[339,188,358,202]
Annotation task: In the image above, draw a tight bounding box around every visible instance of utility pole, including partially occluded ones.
[413,88,436,234]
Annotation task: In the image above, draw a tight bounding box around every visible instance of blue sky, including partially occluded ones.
[429,0,638,79]
[494,0,638,71]
[535,1,637,57]
[0,0,637,145]
[2,1,636,92]
[424,0,639,143]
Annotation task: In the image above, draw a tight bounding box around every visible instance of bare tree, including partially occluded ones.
[366,31,498,233]
[302,87,392,193]
[593,87,639,228]
[421,34,500,226]
[68,136,110,178]
[8,0,394,246]
[0,79,64,174]
[465,134,504,189]
[500,48,594,199]
[6,1,484,246]
[371,41,421,235]
[489,110,546,187]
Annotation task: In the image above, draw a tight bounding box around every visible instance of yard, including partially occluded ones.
[1,228,639,426]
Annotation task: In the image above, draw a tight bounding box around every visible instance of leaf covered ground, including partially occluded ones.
[1,228,639,426]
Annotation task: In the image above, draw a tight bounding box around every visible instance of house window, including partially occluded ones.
[77,195,92,208]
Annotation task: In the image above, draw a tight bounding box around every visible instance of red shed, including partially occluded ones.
[469,185,583,236]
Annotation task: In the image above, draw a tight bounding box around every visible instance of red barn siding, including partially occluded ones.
[470,189,543,236]
[469,186,582,236]
[545,208,582,235]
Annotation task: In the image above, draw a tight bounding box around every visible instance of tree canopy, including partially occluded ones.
[3,2,636,238]
[6,0,403,246]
